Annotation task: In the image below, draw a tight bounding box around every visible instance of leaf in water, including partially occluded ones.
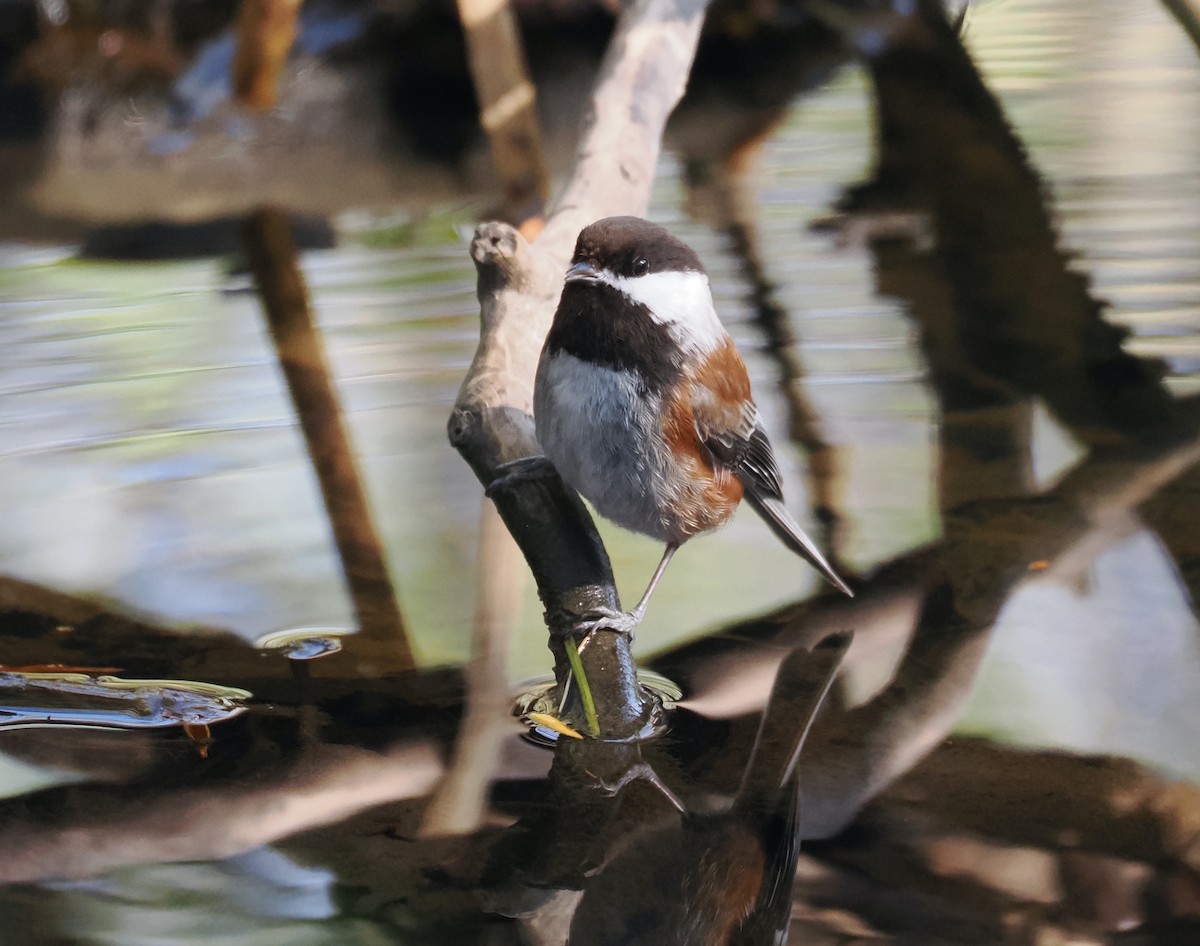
[0,672,251,731]
[254,626,349,660]
[526,712,583,741]
[182,722,213,758]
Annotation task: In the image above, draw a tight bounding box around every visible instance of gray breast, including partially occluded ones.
[533,351,671,542]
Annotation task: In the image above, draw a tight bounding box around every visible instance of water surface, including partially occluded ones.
[1,0,1199,942]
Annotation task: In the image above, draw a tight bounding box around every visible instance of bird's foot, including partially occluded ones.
[555,606,641,719]
[484,454,556,497]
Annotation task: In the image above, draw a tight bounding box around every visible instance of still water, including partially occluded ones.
[1,0,1199,942]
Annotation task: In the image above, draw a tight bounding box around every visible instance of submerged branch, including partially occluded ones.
[241,207,415,672]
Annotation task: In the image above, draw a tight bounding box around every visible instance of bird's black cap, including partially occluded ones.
[572,216,707,279]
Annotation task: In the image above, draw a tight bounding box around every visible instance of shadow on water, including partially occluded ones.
[2,0,1200,943]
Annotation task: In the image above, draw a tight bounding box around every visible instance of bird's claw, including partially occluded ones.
[484,454,556,497]
[574,606,641,641]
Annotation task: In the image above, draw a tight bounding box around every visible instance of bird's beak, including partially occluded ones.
[565,260,600,282]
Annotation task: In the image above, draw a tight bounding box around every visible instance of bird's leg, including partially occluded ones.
[576,543,679,649]
[484,454,557,496]
[630,542,679,624]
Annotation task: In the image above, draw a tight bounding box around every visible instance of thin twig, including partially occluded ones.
[241,208,416,672]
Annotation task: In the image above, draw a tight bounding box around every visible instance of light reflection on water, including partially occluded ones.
[0,0,1196,721]
[0,0,1199,939]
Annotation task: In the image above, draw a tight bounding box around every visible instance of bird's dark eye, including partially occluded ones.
[632,257,651,277]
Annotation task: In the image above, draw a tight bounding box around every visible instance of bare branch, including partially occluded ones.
[449,0,710,734]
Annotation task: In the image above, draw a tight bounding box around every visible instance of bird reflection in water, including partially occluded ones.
[484,635,850,946]
[1,0,1200,943]
[569,634,849,946]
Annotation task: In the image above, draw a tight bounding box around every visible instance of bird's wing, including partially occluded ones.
[698,401,785,501]
[692,376,853,597]
[681,336,779,494]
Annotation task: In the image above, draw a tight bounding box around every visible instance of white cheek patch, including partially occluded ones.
[601,269,728,355]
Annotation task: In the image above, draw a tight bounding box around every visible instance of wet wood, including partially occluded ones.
[455,0,550,226]
[241,207,416,672]
[449,0,710,735]
[232,0,302,110]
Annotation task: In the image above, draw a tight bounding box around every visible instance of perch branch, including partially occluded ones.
[449,0,710,735]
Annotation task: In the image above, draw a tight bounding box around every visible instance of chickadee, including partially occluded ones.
[532,216,852,630]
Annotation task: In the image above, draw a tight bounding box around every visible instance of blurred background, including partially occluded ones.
[3,0,1197,762]
[1,0,1199,941]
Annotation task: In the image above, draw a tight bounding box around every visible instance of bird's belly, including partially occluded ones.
[534,354,673,541]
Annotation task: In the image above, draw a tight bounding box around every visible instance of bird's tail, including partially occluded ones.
[732,632,852,942]
[743,491,854,597]
[738,631,853,808]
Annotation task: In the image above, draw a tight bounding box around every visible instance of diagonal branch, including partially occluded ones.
[449,0,711,735]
